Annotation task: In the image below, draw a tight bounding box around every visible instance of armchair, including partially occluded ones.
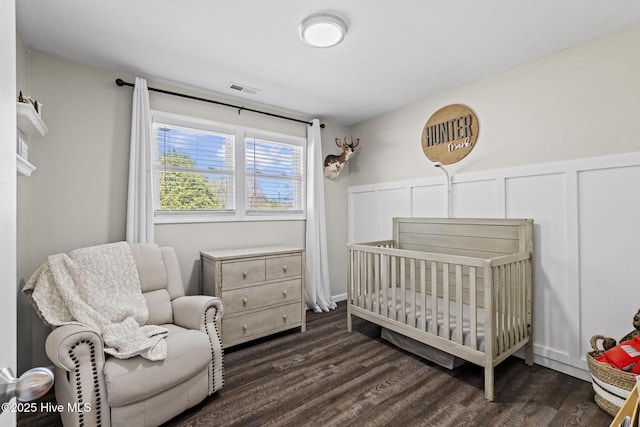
[44,243,224,427]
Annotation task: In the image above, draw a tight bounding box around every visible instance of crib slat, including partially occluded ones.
[374,253,380,315]
[520,260,526,340]
[456,264,463,345]
[410,258,416,327]
[366,252,371,311]
[353,250,358,307]
[498,265,505,354]
[443,263,450,340]
[520,260,525,340]
[420,260,427,331]
[391,256,397,321]
[360,251,366,309]
[507,263,512,345]
[431,261,438,334]
[485,262,495,360]
[507,263,512,348]
[400,257,406,324]
[511,262,517,344]
[519,260,524,340]
[470,266,478,350]
[382,254,388,321]
[518,261,529,339]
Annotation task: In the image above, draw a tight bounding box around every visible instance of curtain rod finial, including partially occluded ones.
[115,78,125,86]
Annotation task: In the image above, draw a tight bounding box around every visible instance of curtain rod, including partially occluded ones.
[115,79,324,128]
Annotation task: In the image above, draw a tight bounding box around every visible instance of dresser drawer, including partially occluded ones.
[222,302,302,346]
[222,279,302,314]
[221,259,265,288]
[266,254,302,281]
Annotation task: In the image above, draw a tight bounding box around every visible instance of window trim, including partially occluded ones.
[151,110,307,224]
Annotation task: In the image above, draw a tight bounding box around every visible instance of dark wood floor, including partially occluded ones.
[20,301,613,426]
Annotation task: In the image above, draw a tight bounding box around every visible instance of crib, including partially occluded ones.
[347,217,533,401]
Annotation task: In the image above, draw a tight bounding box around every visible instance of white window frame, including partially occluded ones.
[151,110,306,223]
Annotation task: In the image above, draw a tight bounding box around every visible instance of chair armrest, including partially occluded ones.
[45,324,105,371]
[173,296,225,394]
[45,324,111,426]
[172,295,224,330]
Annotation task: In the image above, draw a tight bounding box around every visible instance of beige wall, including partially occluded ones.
[348,24,640,186]
[15,49,349,371]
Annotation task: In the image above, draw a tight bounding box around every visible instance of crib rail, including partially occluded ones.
[347,241,532,359]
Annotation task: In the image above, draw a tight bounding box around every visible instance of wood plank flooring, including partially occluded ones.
[163,302,612,427]
[19,301,613,426]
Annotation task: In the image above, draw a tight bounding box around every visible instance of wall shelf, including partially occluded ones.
[16,102,47,176]
[16,154,35,177]
[17,102,47,137]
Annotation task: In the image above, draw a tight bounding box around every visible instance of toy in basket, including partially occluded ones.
[588,309,640,417]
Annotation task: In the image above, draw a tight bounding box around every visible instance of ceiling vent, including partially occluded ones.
[228,82,260,95]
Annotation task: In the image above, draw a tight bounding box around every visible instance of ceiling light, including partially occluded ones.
[299,13,347,48]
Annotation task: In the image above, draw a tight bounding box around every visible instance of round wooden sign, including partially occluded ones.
[421,104,479,165]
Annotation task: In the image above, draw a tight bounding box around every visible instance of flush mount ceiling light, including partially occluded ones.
[299,13,347,48]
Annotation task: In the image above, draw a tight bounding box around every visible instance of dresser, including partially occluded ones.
[200,246,306,348]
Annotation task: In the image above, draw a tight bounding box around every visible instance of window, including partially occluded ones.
[151,111,306,222]
[153,123,235,216]
[245,137,304,213]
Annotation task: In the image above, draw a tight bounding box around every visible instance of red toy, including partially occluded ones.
[596,336,640,373]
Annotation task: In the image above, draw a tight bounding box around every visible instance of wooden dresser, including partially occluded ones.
[200,246,306,348]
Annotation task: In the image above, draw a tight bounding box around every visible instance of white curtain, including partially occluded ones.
[305,119,336,312]
[126,77,154,243]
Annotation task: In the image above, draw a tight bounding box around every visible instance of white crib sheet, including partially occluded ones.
[366,288,486,352]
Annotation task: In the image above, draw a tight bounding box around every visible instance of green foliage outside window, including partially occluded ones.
[158,151,221,210]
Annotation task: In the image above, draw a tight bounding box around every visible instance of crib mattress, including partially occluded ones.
[364,288,486,352]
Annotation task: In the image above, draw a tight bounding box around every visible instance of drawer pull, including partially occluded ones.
[282,314,287,322]
[242,324,248,331]
[282,266,288,273]
[242,272,248,279]
[242,297,248,304]
[282,290,287,297]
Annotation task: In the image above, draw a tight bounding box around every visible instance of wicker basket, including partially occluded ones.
[587,335,639,416]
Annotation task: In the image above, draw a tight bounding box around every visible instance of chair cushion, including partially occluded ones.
[144,289,173,325]
[130,243,168,293]
[103,324,211,407]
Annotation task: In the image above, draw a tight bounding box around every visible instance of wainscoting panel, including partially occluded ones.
[453,179,499,218]
[349,190,378,243]
[577,165,640,356]
[348,151,640,381]
[505,173,572,358]
[378,187,411,240]
[411,183,446,218]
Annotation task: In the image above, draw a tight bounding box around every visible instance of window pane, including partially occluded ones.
[154,124,235,212]
[246,138,303,211]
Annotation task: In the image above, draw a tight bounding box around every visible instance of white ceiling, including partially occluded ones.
[16,0,640,126]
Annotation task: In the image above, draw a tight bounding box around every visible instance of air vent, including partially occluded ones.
[228,82,260,95]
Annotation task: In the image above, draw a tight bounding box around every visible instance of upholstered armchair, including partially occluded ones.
[44,243,224,427]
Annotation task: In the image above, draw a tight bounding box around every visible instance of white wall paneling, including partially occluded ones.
[348,151,640,380]
[578,165,640,357]
[378,187,411,239]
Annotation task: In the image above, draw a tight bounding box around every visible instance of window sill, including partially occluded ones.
[154,212,306,224]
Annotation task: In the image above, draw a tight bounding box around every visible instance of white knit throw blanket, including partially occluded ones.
[23,242,168,361]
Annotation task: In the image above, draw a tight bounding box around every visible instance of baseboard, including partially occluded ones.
[332,293,347,303]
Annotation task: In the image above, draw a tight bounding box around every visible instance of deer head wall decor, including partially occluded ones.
[323,136,359,179]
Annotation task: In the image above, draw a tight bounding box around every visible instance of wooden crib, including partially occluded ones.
[347,217,533,401]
